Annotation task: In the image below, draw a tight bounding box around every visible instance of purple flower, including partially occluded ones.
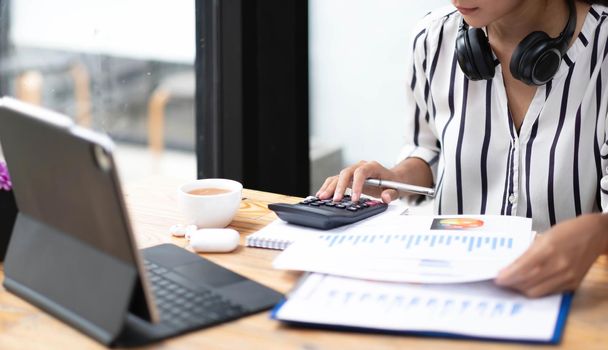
[0,161,12,191]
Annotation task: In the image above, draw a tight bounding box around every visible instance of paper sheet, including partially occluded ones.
[274,273,563,342]
[273,215,534,283]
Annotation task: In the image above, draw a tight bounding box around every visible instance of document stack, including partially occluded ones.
[268,214,572,344]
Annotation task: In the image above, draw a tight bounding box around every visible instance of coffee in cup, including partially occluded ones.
[187,188,231,196]
[178,179,242,228]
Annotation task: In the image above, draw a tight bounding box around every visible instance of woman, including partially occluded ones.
[317,0,608,297]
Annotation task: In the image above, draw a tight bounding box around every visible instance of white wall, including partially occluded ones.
[10,0,195,63]
[309,0,448,168]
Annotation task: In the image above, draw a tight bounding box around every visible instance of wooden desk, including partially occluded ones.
[1,176,607,349]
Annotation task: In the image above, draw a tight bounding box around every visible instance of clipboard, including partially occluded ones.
[270,273,573,344]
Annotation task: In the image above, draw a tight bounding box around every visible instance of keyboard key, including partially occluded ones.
[153,267,168,274]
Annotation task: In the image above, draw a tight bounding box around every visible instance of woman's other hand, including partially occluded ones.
[495,213,608,297]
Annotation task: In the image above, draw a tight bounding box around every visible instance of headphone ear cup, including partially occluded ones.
[467,28,496,80]
[456,27,495,80]
[510,31,554,85]
[456,29,480,79]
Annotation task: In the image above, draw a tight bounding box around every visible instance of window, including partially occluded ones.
[0,0,197,183]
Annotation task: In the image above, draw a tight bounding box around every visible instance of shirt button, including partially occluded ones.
[601,143,608,157]
[508,193,517,204]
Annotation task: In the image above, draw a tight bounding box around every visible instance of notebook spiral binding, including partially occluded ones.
[245,236,293,250]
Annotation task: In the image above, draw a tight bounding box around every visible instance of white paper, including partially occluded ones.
[275,274,563,342]
[273,215,534,283]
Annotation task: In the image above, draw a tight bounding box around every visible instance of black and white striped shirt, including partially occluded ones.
[399,4,608,232]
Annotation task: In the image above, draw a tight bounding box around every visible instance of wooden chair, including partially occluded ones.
[14,62,92,127]
[147,71,195,154]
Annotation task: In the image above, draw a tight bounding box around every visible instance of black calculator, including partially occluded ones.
[268,195,388,230]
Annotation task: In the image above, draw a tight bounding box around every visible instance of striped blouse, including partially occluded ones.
[399,4,608,232]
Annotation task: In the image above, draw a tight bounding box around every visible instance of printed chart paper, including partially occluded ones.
[273,215,534,283]
[274,274,563,342]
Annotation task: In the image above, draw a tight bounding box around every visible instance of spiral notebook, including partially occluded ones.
[245,218,341,250]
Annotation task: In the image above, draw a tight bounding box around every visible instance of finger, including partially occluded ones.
[380,189,399,203]
[521,273,574,298]
[495,238,553,286]
[315,178,329,197]
[351,166,374,201]
[505,263,563,295]
[496,264,543,290]
[513,253,576,292]
[333,167,356,202]
[316,177,337,199]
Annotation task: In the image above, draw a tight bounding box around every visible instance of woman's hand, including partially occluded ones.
[316,160,400,203]
[495,213,608,297]
[316,157,433,203]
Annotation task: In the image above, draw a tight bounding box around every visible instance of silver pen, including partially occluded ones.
[364,178,435,197]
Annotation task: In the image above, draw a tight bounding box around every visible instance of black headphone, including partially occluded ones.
[455,0,577,85]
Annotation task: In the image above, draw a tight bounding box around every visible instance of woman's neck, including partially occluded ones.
[488,0,570,46]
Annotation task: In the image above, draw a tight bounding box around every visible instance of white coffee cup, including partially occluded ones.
[177,178,243,228]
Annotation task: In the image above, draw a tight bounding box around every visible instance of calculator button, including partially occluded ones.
[324,202,335,207]
[361,203,369,208]
[309,202,321,206]
[347,207,358,211]
[335,204,346,209]
[355,205,362,209]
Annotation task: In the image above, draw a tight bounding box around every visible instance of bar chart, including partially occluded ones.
[273,215,535,283]
[275,274,562,341]
[319,232,515,253]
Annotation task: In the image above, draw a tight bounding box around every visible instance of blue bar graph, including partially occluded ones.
[320,288,527,320]
[319,232,517,253]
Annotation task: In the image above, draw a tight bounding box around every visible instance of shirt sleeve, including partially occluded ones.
[397,23,441,183]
